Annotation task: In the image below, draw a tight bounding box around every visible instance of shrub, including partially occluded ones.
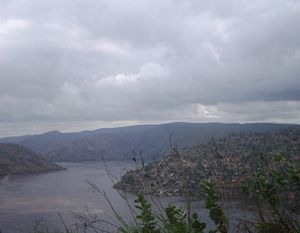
[241,153,300,233]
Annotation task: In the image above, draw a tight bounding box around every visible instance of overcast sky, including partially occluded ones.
[0,0,300,137]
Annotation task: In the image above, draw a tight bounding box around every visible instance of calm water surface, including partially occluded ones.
[0,161,255,233]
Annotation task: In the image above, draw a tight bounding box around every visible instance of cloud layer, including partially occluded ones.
[0,0,300,136]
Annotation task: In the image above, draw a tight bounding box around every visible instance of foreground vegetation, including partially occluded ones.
[25,153,299,233]
[107,154,300,233]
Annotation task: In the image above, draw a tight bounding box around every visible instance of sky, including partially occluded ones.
[0,0,300,137]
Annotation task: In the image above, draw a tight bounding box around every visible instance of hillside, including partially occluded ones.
[116,128,300,195]
[0,143,62,178]
[1,122,299,161]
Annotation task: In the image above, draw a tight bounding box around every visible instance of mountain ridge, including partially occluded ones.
[1,122,299,161]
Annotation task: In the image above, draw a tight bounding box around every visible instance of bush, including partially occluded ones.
[241,153,300,233]
[117,179,227,233]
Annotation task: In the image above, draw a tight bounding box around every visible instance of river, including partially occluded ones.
[0,161,255,233]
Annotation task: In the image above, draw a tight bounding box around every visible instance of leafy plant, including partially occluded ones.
[159,205,206,233]
[134,193,160,233]
[242,153,300,233]
[117,178,227,233]
[202,179,228,233]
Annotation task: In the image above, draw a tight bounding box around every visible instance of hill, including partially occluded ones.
[116,128,300,195]
[1,122,299,161]
[0,143,62,178]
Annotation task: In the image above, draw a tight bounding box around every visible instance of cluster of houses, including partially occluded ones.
[116,128,300,197]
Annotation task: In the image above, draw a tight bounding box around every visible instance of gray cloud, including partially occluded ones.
[0,0,300,136]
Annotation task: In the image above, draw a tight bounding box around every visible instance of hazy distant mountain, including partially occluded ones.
[0,130,90,154]
[1,122,299,162]
[0,143,62,178]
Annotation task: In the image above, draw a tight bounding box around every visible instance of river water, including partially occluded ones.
[0,161,256,233]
